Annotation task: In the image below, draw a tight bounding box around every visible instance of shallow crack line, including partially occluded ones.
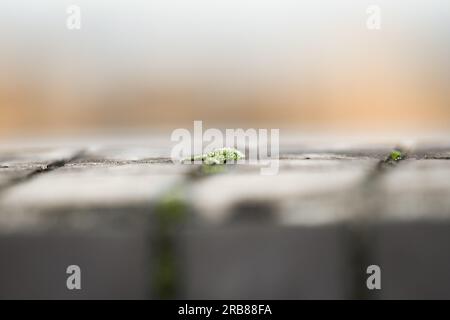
[151,163,226,299]
[347,146,409,300]
[368,147,409,180]
[0,149,86,194]
[423,155,450,160]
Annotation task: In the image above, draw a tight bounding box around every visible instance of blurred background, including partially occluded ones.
[1,0,450,300]
[0,0,449,138]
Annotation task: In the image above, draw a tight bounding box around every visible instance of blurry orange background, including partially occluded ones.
[0,0,449,137]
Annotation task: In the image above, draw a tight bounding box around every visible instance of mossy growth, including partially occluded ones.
[389,150,403,161]
[185,147,245,165]
[154,188,187,227]
[153,187,187,299]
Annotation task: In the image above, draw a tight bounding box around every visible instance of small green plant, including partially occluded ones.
[154,187,187,299]
[389,150,403,161]
[184,147,245,165]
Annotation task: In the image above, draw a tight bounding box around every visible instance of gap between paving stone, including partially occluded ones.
[345,145,410,299]
[151,164,222,298]
[0,150,86,195]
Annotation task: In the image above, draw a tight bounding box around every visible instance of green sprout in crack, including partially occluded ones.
[184,147,245,165]
[155,189,187,226]
[389,150,403,161]
[153,187,187,299]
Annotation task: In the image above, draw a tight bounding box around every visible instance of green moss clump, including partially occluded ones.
[389,150,403,161]
[185,147,245,165]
